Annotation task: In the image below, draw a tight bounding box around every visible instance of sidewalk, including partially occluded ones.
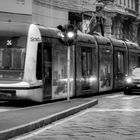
[0,97,98,140]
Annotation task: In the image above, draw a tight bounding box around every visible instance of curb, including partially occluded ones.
[0,99,98,140]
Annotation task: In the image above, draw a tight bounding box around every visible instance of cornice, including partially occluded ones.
[33,0,96,12]
[104,3,137,18]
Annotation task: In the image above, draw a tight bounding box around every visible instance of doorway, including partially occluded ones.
[42,43,52,100]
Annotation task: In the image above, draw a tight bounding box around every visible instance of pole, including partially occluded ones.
[67,45,70,101]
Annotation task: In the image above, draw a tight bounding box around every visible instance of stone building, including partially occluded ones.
[80,0,139,43]
[0,0,139,43]
[102,0,138,42]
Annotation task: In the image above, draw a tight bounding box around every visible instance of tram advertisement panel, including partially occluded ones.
[99,45,113,91]
[52,44,74,99]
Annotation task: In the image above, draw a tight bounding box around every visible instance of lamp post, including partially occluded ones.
[67,44,70,101]
[66,25,77,101]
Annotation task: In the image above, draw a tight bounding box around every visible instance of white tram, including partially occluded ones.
[0,22,140,102]
[0,22,75,102]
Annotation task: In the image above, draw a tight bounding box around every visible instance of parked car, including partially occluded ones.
[124,67,140,94]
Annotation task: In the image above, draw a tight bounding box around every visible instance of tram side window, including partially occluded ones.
[117,51,124,73]
[81,47,92,76]
[36,43,42,80]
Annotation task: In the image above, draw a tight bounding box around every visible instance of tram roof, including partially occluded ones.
[125,41,140,50]
[109,38,126,47]
[38,25,61,39]
[94,35,111,45]
[77,31,96,44]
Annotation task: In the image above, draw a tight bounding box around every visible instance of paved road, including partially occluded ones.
[13,93,140,140]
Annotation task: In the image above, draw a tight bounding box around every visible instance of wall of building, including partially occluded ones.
[32,0,96,27]
[32,1,68,27]
[0,0,139,43]
[0,0,96,28]
[0,0,32,14]
[103,0,138,42]
[0,0,32,23]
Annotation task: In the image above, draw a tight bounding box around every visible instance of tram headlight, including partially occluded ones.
[125,77,133,84]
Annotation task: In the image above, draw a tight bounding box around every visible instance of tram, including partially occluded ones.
[0,22,139,102]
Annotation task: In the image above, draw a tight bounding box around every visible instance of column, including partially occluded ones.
[133,22,139,42]
[111,15,123,39]
[104,16,112,37]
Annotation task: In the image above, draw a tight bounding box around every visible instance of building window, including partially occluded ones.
[131,0,133,9]
[124,0,126,5]
[133,0,135,10]
[128,0,130,8]
[129,0,131,8]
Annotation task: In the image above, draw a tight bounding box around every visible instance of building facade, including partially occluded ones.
[0,0,139,44]
[80,0,139,43]
[103,0,138,42]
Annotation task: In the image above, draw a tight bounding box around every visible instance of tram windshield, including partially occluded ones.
[0,36,27,80]
[0,23,29,80]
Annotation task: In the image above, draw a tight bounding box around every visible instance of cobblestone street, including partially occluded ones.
[14,93,140,140]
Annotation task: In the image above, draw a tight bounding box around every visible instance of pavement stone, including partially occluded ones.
[20,94,140,140]
[0,97,98,140]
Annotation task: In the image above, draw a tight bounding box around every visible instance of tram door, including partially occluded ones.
[42,43,52,100]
